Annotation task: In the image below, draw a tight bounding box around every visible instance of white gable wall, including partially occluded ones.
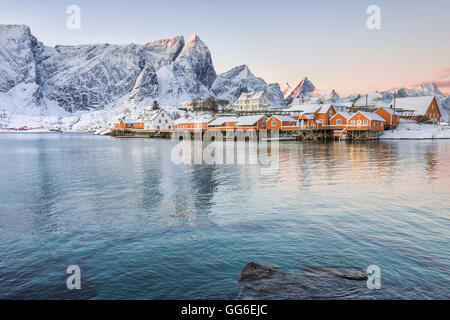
[144,110,174,130]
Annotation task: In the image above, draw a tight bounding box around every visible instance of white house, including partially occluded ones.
[143,109,173,130]
[236,92,270,111]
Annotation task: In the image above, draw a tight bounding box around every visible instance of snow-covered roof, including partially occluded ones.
[191,116,213,124]
[235,115,265,126]
[390,96,437,116]
[330,111,354,120]
[286,105,305,112]
[174,115,213,125]
[144,110,161,120]
[271,115,297,122]
[237,91,267,101]
[287,103,331,114]
[334,102,354,107]
[174,117,188,125]
[350,112,385,122]
[208,117,239,126]
[123,119,136,124]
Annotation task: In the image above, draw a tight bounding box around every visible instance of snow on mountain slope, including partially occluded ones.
[211,65,286,108]
[0,25,39,93]
[156,34,216,106]
[408,82,445,98]
[0,25,44,118]
[266,83,287,108]
[279,82,291,99]
[38,35,185,113]
[127,66,159,104]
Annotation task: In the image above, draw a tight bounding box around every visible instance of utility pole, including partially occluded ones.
[392,90,397,132]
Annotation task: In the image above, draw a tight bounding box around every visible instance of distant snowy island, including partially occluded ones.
[0,24,448,136]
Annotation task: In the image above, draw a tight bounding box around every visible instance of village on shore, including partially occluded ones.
[111,92,447,141]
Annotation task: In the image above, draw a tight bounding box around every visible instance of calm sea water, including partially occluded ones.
[0,133,449,299]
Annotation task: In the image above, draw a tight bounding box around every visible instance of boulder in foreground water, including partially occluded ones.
[239,262,278,282]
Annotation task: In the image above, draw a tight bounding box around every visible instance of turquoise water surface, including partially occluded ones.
[0,133,449,299]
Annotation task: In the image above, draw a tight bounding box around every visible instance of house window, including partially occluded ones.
[159,119,161,123]
[363,120,368,125]
[351,120,355,125]
[161,113,164,117]
[165,120,168,123]
[336,119,342,125]
[272,121,277,126]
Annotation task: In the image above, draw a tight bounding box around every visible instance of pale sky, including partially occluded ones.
[1,0,449,95]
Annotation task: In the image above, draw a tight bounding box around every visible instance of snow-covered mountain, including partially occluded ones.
[211,65,286,108]
[397,82,445,98]
[156,34,217,106]
[284,77,321,104]
[0,24,448,131]
[284,76,448,119]
[0,24,286,130]
[314,89,340,103]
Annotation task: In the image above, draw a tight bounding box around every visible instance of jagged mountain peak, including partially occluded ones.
[330,89,339,98]
[388,82,445,99]
[176,34,212,61]
[285,76,316,104]
[183,34,207,51]
[219,65,254,79]
[415,82,444,97]
[187,34,201,45]
[143,35,185,51]
[0,24,32,38]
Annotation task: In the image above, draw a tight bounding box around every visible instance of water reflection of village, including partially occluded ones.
[7,136,447,236]
[106,139,449,228]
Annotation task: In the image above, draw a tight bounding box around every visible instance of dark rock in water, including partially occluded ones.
[238,262,370,299]
[239,262,278,282]
[302,266,368,281]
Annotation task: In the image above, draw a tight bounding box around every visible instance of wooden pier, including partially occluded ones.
[110,127,383,142]
[109,128,172,139]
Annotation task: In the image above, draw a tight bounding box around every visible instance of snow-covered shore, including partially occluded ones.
[380,121,450,140]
